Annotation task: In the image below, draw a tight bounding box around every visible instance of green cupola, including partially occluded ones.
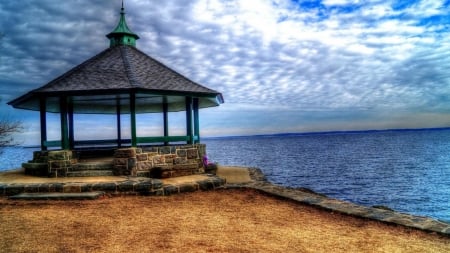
[106,2,139,47]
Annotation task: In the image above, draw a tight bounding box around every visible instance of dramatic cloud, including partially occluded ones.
[1,0,450,144]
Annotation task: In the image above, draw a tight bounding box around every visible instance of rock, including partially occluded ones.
[372,205,395,212]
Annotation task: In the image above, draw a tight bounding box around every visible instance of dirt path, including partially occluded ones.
[0,189,448,252]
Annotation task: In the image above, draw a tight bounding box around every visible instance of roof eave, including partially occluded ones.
[8,88,223,110]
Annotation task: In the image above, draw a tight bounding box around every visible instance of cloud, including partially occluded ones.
[1,0,450,145]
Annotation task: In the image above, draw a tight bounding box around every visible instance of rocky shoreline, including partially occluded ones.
[229,167,450,236]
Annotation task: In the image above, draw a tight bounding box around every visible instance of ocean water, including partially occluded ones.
[203,129,450,223]
[1,129,449,223]
[0,146,38,171]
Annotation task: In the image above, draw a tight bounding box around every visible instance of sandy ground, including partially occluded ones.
[216,165,252,183]
[0,188,448,253]
[0,168,125,183]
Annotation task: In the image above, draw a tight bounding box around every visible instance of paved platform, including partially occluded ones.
[216,166,252,183]
[0,168,225,197]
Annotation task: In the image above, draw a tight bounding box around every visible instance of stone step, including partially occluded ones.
[9,191,105,200]
[72,162,113,171]
[66,170,114,177]
[22,162,48,177]
[136,171,150,177]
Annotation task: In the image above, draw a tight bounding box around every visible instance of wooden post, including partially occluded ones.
[193,98,200,143]
[116,98,122,147]
[68,99,74,149]
[39,97,47,151]
[163,101,169,145]
[59,96,69,150]
[185,97,193,144]
[130,92,137,147]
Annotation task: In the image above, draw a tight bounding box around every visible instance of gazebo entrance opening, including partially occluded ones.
[40,94,202,150]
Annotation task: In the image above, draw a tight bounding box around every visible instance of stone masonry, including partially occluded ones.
[22,144,207,178]
[113,144,207,178]
[23,150,77,177]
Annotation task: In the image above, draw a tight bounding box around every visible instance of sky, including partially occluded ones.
[1,0,450,145]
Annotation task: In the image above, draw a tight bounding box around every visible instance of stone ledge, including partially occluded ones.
[9,192,105,200]
[0,175,225,198]
[162,177,226,196]
[225,167,450,237]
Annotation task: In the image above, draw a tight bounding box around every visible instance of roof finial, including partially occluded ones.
[106,0,140,47]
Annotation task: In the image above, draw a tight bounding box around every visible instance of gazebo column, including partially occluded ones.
[193,98,200,144]
[130,92,137,147]
[68,99,75,149]
[59,96,70,150]
[185,97,193,144]
[39,97,47,151]
[163,101,169,145]
[116,98,122,147]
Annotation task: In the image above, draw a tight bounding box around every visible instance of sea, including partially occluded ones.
[1,129,449,223]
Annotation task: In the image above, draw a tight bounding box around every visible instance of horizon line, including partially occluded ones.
[202,126,450,139]
[16,126,450,148]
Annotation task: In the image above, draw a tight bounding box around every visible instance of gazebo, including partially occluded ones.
[8,5,223,178]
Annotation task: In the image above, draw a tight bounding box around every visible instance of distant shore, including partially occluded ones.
[12,126,450,148]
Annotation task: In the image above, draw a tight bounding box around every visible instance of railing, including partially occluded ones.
[43,140,62,148]
[43,135,199,148]
[136,136,199,144]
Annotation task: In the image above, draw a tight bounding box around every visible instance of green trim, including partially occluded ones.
[130,92,137,147]
[44,140,62,148]
[137,136,198,144]
[75,139,121,146]
[44,136,199,147]
[8,89,222,114]
[106,6,139,47]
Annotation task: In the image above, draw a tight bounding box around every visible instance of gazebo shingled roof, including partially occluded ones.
[8,45,224,114]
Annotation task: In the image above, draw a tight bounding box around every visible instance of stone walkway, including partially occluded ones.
[0,169,225,197]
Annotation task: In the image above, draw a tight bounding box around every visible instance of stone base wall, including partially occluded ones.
[113,144,206,178]
[22,144,207,179]
[23,150,77,177]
